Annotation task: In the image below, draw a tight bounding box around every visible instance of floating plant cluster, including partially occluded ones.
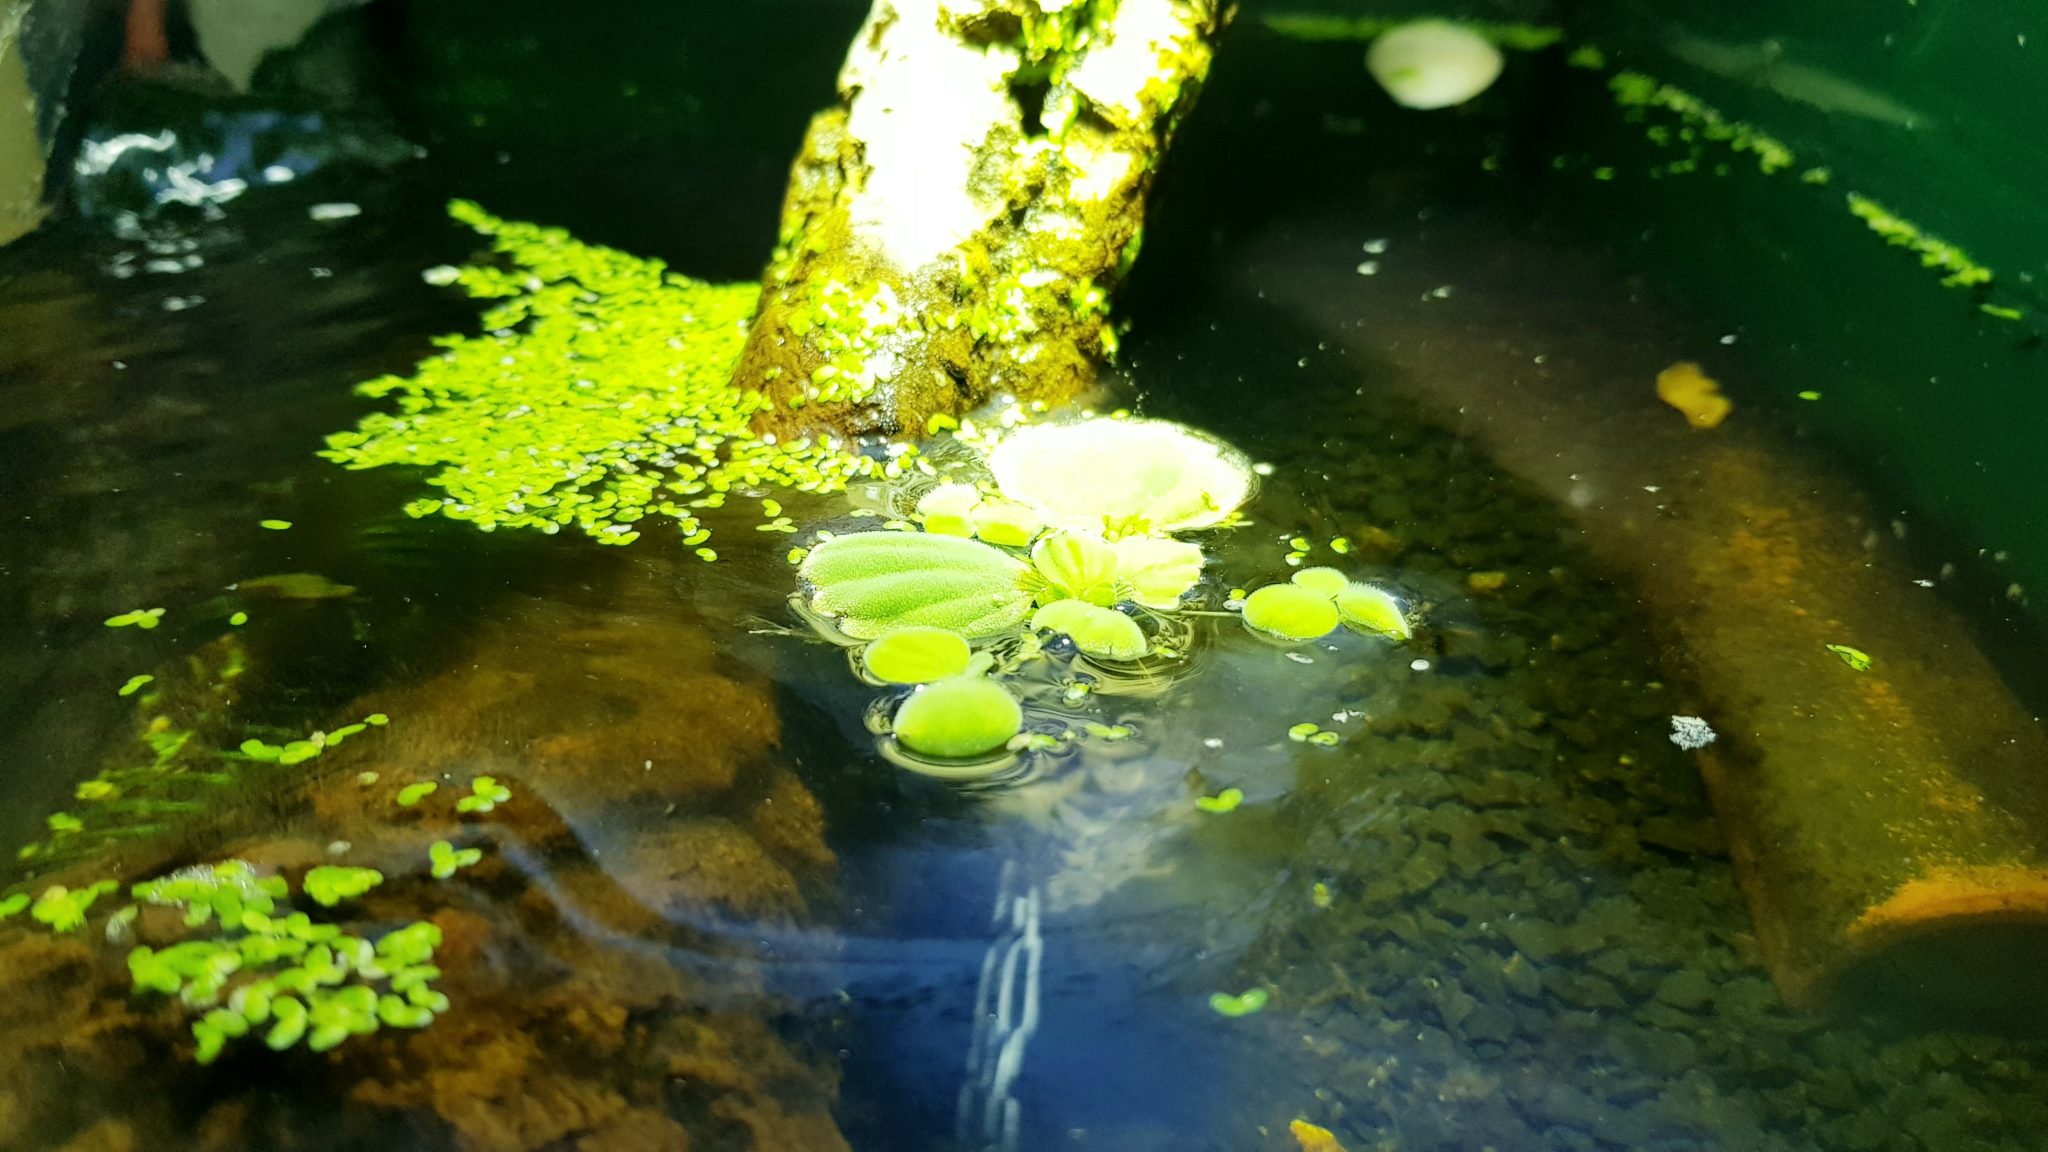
[789,416,1420,776]
[126,860,448,1064]
[322,201,880,551]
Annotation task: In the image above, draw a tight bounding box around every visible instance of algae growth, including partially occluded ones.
[322,201,877,550]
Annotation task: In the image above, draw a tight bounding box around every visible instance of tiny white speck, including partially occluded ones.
[1719,334,1738,344]
[1410,658,1430,672]
[326,840,352,856]
[309,202,362,221]
[1643,485,1661,493]
[1286,652,1315,665]
[1203,737,1223,749]
[1363,238,1388,254]
[1913,579,1934,588]
[1252,462,1275,476]
[262,164,296,183]
[311,267,333,278]
[421,264,461,286]
[1356,261,1379,276]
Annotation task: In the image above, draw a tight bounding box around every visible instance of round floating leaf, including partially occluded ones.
[989,418,1254,536]
[862,626,974,684]
[1032,532,1120,603]
[1242,584,1340,641]
[1290,567,1349,598]
[916,483,982,521]
[1113,537,1205,608]
[892,676,1024,759]
[1031,599,1149,661]
[970,499,1042,548]
[1336,582,1412,640]
[800,532,1031,640]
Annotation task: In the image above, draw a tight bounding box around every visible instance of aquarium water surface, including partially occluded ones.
[2,8,2047,1152]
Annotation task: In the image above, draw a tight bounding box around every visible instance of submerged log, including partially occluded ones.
[736,0,1224,438]
[1261,225,2048,1025]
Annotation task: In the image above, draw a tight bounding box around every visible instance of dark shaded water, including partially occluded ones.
[4,25,2048,1152]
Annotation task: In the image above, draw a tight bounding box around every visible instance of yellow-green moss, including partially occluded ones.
[322,201,876,547]
[1609,70,1796,175]
[1846,193,1994,289]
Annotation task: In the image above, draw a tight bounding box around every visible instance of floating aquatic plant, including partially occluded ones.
[1208,987,1270,1017]
[302,866,383,908]
[1194,787,1244,814]
[127,860,449,1063]
[31,881,118,932]
[1030,599,1149,661]
[322,201,874,549]
[104,608,165,629]
[456,776,511,814]
[1031,532,1121,605]
[1028,530,1204,611]
[861,626,975,684]
[892,676,1024,760]
[117,674,155,697]
[1290,567,1350,598]
[395,781,438,807]
[915,483,1044,547]
[239,712,385,767]
[1333,583,1412,640]
[1243,584,1341,642]
[987,418,1254,537]
[429,840,483,879]
[799,532,1033,640]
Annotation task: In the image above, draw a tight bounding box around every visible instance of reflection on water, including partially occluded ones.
[5,73,2048,1152]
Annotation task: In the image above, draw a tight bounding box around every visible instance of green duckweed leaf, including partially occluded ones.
[1195,787,1244,814]
[117,674,155,697]
[1243,584,1340,641]
[1336,582,1412,640]
[303,866,383,908]
[1030,600,1149,661]
[800,532,1031,640]
[892,676,1023,760]
[395,782,438,807]
[988,418,1254,536]
[862,626,975,684]
[259,519,293,531]
[1112,536,1205,609]
[1208,987,1270,1017]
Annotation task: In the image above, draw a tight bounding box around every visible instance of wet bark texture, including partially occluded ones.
[737,0,1223,438]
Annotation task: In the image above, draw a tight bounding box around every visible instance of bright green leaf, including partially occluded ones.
[1243,584,1340,641]
[800,532,1032,640]
[892,676,1023,760]
[863,626,975,684]
[1031,600,1149,661]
